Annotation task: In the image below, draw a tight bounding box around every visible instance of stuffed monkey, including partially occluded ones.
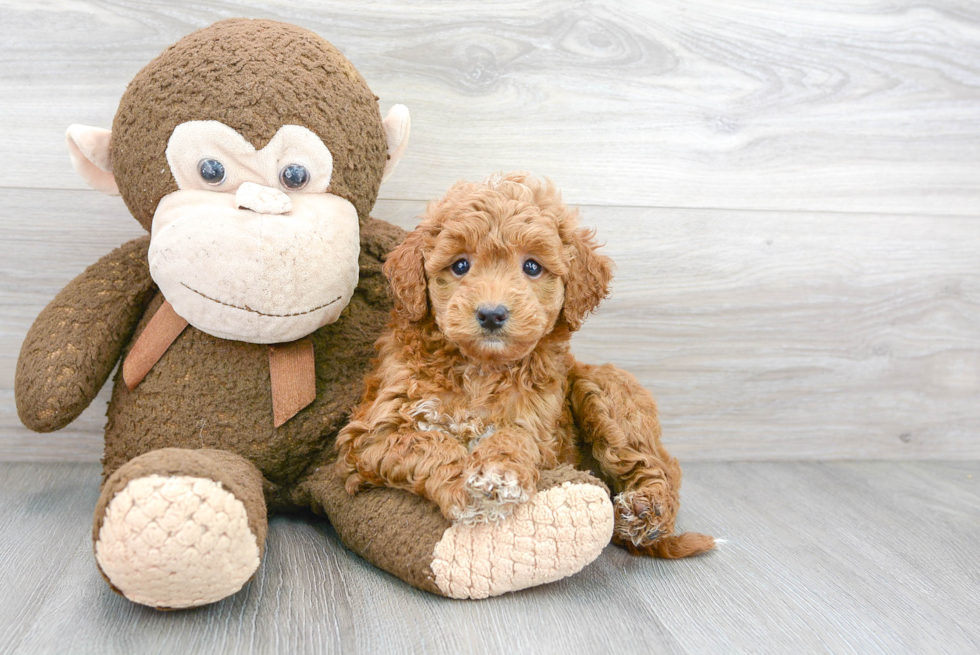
[15,19,615,608]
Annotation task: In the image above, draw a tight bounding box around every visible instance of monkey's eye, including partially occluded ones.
[450,258,470,277]
[523,259,543,278]
[280,164,310,190]
[198,159,226,185]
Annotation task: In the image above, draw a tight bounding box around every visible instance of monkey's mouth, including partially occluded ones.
[180,282,342,318]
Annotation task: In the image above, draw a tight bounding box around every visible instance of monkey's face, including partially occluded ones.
[66,20,412,344]
[147,121,360,343]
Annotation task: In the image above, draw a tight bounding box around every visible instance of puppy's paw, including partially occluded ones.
[613,488,668,547]
[452,465,532,525]
[467,467,528,503]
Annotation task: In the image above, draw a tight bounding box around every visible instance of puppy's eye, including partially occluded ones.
[198,159,226,185]
[523,259,543,277]
[450,258,470,277]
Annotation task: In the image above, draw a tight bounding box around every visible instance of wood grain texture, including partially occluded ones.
[1,461,977,654]
[1,1,978,460]
[1,1,980,215]
[2,190,977,461]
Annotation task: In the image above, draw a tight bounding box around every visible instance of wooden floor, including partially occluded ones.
[1,461,977,654]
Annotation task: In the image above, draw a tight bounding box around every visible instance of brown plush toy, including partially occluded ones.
[15,19,616,608]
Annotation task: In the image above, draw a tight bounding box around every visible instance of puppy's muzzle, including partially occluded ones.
[476,304,509,332]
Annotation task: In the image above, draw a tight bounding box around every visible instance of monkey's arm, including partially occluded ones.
[16,236,155,432]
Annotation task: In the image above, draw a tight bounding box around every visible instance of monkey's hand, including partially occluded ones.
[15,236,155,432]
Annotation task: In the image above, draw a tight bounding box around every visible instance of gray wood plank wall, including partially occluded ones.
[1,1,978,461]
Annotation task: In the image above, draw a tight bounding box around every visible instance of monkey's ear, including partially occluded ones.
[66,125,120,196]
[381,105,410,183]
[382,228,428,321]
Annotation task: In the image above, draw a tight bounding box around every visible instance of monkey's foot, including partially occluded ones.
[93,448,268,609]
[431,468,614,599]
[94,474,261,609]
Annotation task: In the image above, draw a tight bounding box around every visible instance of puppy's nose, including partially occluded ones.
[476,305,509,331]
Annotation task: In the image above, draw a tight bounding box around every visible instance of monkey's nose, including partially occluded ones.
[236,182,292,215]
[476,305,509,331]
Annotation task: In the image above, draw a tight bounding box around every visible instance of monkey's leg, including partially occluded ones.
[569,362,714,559]
[92,448,267,609]
[296,460,614,599]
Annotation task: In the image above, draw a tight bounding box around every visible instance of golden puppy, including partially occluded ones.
[337,173,713,558]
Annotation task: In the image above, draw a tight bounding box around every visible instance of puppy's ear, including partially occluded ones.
[383,229,428,320]
[561,226,614,331]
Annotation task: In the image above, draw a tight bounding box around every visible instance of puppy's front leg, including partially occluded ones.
[460,428,543,524]
[338,426,472,520]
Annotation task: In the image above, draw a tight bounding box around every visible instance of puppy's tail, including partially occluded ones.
[622,532,716,559]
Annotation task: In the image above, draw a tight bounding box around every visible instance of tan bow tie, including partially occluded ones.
[122,300,316,427]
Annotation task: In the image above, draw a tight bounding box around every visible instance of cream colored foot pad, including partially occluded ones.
[95,475,260,609]
[431,481,614,599]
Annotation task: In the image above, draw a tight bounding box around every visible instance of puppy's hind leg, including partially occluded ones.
[569,361,714,559]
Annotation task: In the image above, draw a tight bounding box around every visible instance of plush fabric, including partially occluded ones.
[121,300,188,390]
[381,104,411,183]
[94,448,269,549]
[16,236,156,433]
[298,463,611,597]
[100,219,399,491]
[147,191,361,343]
[111,18,387,229]
[93,448,267,609]
[430,468,613,599]
[165,122,335,196]
[96,474,260,609]
[65,125,119,195]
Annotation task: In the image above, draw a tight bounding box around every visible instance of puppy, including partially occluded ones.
[338,173,713,558]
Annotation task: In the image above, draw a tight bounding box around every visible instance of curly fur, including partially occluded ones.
[337,173,713,557]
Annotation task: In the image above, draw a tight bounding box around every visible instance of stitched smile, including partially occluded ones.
[180,283,342,317]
